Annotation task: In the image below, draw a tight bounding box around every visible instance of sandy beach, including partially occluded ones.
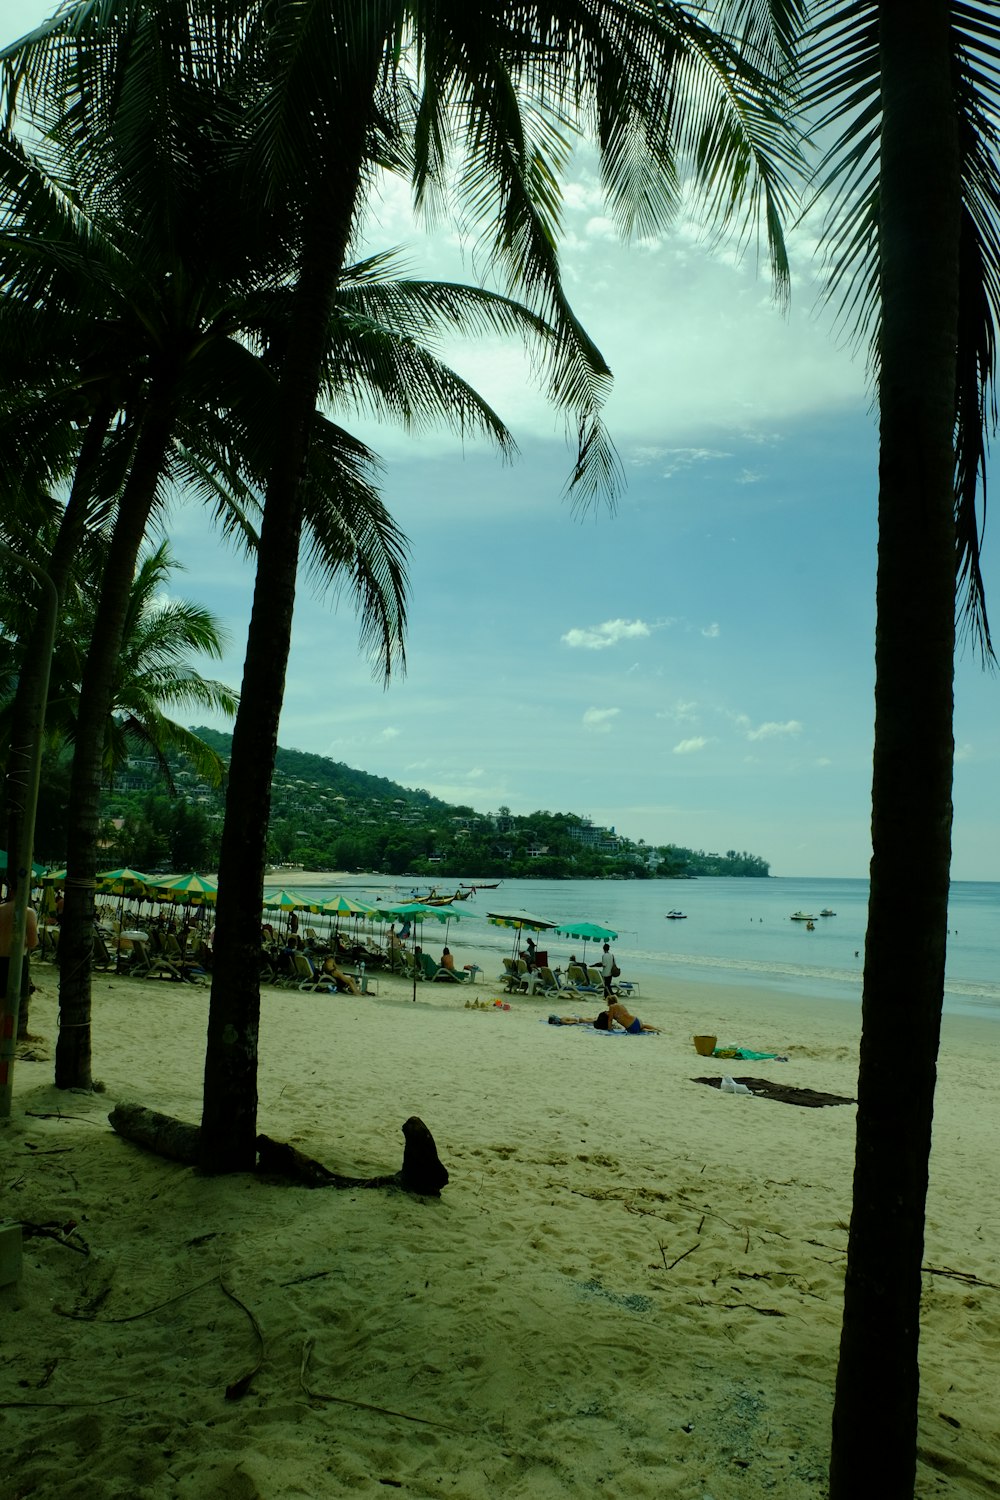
[3,940,998,1499]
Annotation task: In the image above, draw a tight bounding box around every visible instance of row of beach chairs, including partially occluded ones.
[500,958,639,1001]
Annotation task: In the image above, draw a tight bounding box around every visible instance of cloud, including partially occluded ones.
[583,707,620,732]
[701,622,721,639]
[955,743,974,763]
[673,736,708,755]
[656,699,699,724]
[562,618,651,650]
[745,720,803,741]
[379,726,401,741]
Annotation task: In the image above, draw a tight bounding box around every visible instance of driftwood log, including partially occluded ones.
[107,1103,449,1195]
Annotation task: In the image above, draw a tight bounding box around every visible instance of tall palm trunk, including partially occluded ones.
[55,389,175,1088]
[199,81,379,1172]
[830,4,961,1494]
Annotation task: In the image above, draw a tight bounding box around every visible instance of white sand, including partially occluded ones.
[3,946,998,1499]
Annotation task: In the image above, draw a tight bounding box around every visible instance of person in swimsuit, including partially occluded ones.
[595,1001,660,1033]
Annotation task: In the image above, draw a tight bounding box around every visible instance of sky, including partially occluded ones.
[6,3,999,881]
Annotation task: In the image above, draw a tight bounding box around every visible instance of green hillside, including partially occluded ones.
[42,728,770,879]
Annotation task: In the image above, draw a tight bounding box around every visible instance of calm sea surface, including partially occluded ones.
[295,874,1000,1022]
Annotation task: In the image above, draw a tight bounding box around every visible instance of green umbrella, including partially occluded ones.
[0,850,47,878]
[321,895,377,917]
[262,888,322,912]
[96,866,154,892]
[153,872,219,905]
[553,918,619,963]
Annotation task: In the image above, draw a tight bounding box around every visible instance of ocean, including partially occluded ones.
[292,874,1000,1021]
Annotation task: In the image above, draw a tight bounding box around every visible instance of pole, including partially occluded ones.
[0,546,58,1119]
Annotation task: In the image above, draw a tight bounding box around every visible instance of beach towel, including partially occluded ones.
[692,1076,856,1108]
[712,1045,784,1060]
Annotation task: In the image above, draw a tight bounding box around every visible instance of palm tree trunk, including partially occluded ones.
[829,4,961,1494]
[199,78,380,1172]
[5,401,116,867]
[55,393,175,1089]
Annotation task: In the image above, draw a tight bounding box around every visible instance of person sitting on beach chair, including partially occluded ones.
[321,957,361,994]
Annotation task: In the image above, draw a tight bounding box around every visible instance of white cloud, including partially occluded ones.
[379,726,401,741]
[656,699,699,724]
[674,736,709,755]
[746,720,803,741]
[955,743,974,762]
[701,622,721,638]
[562,618,651,650]
[583,707,620,732]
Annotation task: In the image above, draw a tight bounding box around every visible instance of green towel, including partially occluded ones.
[712,1045,778,1061]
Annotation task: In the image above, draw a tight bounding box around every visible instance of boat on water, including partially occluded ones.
[790,912,817,921]
[819,909,837,917]
[665,910,687,919]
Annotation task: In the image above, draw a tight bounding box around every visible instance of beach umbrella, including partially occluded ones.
[320,893,378,947]
[153,872,219,905]
[262,888,323,936]
[377,899,477,947]
[40,867,67,883]
[553,919,619,964]
[485,907,558,959]
[0,850,47,878]
[95,866,154,932]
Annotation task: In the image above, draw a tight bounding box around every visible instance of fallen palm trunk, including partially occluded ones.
[108,1103,449,1195]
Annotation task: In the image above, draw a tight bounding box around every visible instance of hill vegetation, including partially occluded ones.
[38,728,770,879]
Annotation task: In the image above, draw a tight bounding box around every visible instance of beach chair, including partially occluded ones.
[500,957,523,992]
[417,951,441,982]
[431,960,476,984]
[586,966,608,993]
[538,966,575,999]
[91,930,116,972]
[291,952,333,992]
[567,964,600,993]
[128,940,185,982]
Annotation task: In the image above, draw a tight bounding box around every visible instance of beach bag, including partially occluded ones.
[611,963,621,977]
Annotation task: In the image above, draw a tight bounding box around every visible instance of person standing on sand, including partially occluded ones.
[599,941,617,997]
[0,888,38,998]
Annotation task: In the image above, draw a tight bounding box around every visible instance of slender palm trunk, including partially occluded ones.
[199,80,379,1172]
[55,392,175,1089]
[5,402,116,864]
[830,5,961,1494]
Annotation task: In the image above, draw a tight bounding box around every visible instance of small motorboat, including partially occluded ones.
[790,912,817,921]
[665,910,687,919]
[819,909,837,917]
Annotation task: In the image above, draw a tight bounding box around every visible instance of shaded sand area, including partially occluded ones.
[3,951,999,1499]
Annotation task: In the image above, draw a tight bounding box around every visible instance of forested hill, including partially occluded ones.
[61,727,769,877]
[193,727,452,814]
[176,730,770,880]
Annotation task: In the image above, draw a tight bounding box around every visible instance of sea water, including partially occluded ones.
[299,874,1000,1021]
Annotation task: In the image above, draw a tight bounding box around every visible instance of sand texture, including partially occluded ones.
[3,952,998,1499]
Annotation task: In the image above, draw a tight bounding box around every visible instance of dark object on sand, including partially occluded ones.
[692,1076,856,1108]
[109,1102,449,1193]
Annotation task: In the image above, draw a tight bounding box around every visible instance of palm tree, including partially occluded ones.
[804,3,999,1492]
[0,537,240,789]
[199,0,804,1172]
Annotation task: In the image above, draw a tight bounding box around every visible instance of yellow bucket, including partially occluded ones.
[693,1034,718,1057]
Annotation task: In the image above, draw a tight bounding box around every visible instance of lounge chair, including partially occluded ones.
[291,952,334,992]
[567,964,600,993]
[500,957,524,992]
[128,940,186,982]
[538,966,575,999]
